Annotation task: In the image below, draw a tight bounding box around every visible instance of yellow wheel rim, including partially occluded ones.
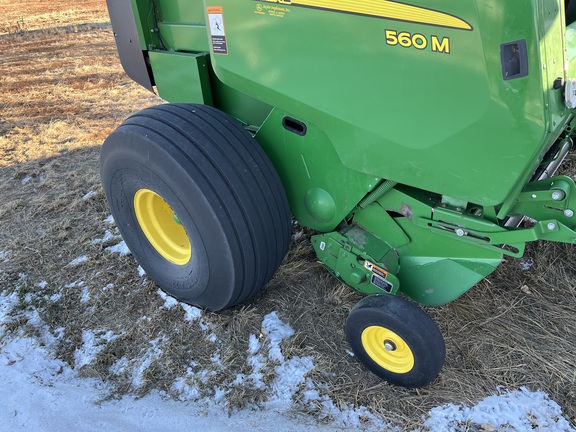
[133,189,191,265]
[361,326,414,374]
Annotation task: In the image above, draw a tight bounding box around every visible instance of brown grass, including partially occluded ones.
[1,2,575,430]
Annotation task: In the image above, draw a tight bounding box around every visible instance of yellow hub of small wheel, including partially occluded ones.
[361,326,414,374]
[134,189,191,265]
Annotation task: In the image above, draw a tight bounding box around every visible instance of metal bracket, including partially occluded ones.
[509,175,576,225]
[311,227,400,295]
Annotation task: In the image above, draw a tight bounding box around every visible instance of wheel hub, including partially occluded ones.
[361,326,414,374]
[384,340,397,351]
[133,189,192,265]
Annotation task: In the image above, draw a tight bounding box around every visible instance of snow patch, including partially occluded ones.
[423,387,575,431]
[104,215,115,224]
[182,304,202,322]
[267,356,315,411]
[1,301,574,431]
[0,291,19,337]
[49,293,62,302]
[105,241,131,256]
[82,191,97,201]
[68,255,89,266]
[157,290,179,309]
[519,257,534,271]
[131,336,166,389]
[90,230,118,245]
[75,330,118,369]
[0,250,11,263]
[262,311,295,363]
[80,286,91,303]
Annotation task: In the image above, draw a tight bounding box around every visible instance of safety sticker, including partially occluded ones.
[364,260,393,293]
[207,7,228,55]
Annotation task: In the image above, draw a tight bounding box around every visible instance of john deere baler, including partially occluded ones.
[101,0,576,387]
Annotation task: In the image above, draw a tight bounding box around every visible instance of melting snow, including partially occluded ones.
[75,330,118,369]
[90,230,118,245]
[1,284,574,431]
[105,241,131,256]
[157,290,179,309]
[68,255,89,266]
[0,250,11,263]
[424,387,574,431]
[82,191,97,201]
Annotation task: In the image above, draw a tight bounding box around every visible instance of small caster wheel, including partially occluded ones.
[346,294,445,387]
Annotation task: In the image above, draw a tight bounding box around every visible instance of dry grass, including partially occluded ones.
[1,2,575,430]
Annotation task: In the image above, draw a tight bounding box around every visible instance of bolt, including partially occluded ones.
[547,222,557,231]
[565,209,574,218]
[552,191,565,201]
[384,340,397,351]
[455,229,466,237]
[531,194,537,199]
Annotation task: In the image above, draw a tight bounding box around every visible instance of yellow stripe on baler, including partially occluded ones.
[294,0,473,31]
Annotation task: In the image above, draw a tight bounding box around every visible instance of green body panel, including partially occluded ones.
[256,108,380,231]
[129,0,161,50]
[157,23,210,53]
[148,51,213,104]
[371,186,503,305]
[108,0,576,306]
[567,23,576,77]
[204,0,567,207]
[155,1,209,52]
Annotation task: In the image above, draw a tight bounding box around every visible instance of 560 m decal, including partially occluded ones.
[385,29,450,54]
[258,0,472,31]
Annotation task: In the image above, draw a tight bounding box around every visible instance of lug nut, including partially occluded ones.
[547,222,557,230]
[455,229,466,237]
[552,191,565,201]
[565,209,574,218]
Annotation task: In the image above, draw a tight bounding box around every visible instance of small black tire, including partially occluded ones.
[346,294,445,388]
[100,104,292,311]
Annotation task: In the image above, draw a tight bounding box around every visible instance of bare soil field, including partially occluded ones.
[1,1,575,430]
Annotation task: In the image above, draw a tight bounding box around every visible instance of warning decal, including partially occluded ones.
[364,260,393,293]
[207,7,228,55]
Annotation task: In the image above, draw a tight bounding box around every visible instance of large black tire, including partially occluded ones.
[346,294,445,387]
[100,104,292,311]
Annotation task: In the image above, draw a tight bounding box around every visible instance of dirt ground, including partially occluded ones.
[1,1,575,430]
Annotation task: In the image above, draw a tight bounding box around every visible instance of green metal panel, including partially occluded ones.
[210,82,273,129]
[156,0,206,23]
[255,108,381,232]
[157,23,210,52]
[204,0,570,208]
[539,0,567,133]
[155,0,209,53]
[148,51,213,104]
[567,23,576,76]
[130,0,161,50]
